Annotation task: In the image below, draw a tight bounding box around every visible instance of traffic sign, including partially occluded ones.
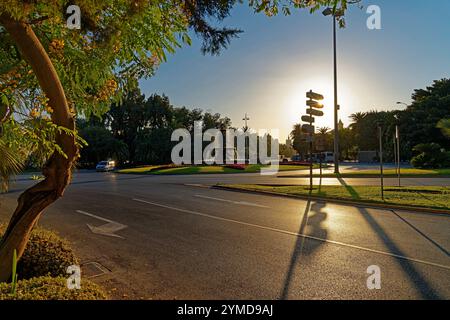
[301,115,315,123]
[306,100,323,108]
[306,90,324,101]
[306,109,324,117]
[301,124,315,134]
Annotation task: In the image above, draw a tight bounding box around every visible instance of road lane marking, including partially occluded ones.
[194,194,269,208]
[76,210,127,239]
[184,184,209,188]
[132,198,450,271]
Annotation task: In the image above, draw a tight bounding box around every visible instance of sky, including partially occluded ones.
[140,0,450,142]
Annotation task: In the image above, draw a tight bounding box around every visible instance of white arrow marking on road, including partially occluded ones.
[76,210,127,239]
[194,194,269,208]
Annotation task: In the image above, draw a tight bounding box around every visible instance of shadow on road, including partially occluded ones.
[357,207,443,299]
[280,201,328,299]
[337,175,361,200]
[390,210,449,257]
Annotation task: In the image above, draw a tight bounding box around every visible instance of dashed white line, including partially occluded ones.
[132,198,450,271]
[194,194,269,208]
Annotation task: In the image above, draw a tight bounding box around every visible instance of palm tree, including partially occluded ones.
[349,112,367,126]
[317,127,331,135]
[0,139,22,192]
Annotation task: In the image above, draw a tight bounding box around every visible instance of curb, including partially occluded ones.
[212,185,450,216]
[278,174,450,179]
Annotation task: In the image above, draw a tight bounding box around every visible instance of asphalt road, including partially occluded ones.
[0,171,449,299]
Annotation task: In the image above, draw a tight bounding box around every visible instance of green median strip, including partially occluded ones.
[218,184,450,212]
[281,168,450,178]
[117,164,323,175]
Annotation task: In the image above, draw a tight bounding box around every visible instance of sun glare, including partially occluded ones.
[283,76,353,135]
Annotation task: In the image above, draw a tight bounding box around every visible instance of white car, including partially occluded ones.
[96,160,115,172]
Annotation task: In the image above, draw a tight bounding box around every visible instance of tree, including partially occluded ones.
[0,0,356,281]
[279,143,295,158]
[400,79,450,158]
[78,126,129,167]
[411,143,450,168]
[106,88,147,163]
[0,0,243,282]
[0,140,22,192]
[290,124,308,158]
[437,118,450,139]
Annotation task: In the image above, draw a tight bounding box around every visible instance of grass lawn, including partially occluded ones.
[117,164,321,175]
[116,165,165,174]
[221,184,450,211]
[287,168,450,178]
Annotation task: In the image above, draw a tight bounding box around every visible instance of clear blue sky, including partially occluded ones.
[140,0,450,141]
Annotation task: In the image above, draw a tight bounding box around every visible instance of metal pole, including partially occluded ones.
[393,134,397,174]
[396,125,401,187]
[333,15,339,174]
[309,104,313,190]
[379,126,384,200]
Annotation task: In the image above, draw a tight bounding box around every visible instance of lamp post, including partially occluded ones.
[377,122,384,200]
[322,7,341,174]
[393,112,402,187]
[396,102,408,187]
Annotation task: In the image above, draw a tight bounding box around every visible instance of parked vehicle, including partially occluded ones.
[321,152,334,163]
[96,160,116,172]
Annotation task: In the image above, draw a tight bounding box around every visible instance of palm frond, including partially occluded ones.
[0,139,23,192]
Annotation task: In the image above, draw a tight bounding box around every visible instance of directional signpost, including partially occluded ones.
[306,109,324,117]
[302,90,325,190]
[301,115,315,123]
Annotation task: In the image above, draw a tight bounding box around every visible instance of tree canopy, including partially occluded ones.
[0,0,358,281]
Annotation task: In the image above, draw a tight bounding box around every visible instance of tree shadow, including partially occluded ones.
[280,201,328,299]
[357,207,442,299]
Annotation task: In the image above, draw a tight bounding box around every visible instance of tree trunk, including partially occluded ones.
[0,15,78,282]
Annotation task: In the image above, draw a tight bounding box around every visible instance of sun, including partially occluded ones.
[283,76,353,135]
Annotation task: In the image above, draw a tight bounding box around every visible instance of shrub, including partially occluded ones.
[0,276,106,300]
[224,164,246,170]
[411,143,450,168]
[0,226,78,279]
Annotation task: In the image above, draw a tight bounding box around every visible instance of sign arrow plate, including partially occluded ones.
[306,109,324,117]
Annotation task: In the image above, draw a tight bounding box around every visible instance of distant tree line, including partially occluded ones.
[79,79,450,169]
[77,88,232,167]
[289,78,450,168]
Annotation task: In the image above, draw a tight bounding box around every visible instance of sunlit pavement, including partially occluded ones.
[1,171,449,299]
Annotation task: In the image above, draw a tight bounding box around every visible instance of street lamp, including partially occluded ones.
[322,7,342,174]
[376,121,384,200]
[395,102,408,187]
[394,113,401,187]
